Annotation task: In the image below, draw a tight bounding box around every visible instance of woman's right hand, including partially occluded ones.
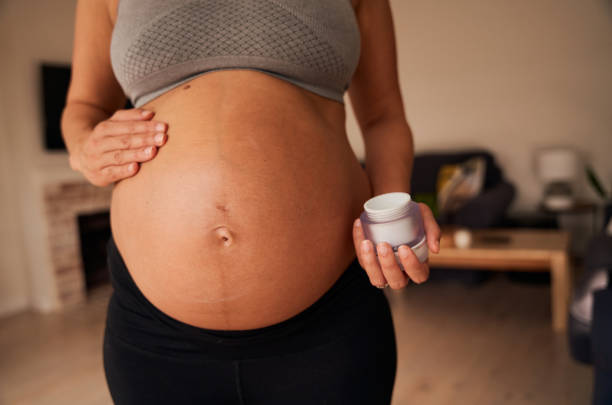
[353,202,441,290]
[69,108,168,187]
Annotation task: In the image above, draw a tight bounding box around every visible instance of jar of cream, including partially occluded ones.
[360,192,428,268]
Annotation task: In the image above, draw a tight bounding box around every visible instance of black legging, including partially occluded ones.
[103,234,397,404]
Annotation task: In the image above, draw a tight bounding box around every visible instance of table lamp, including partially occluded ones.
[536,147,579,211]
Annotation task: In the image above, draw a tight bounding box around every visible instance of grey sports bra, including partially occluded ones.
[110,0,361,108]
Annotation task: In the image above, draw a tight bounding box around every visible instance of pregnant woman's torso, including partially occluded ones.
[108,0,372,330]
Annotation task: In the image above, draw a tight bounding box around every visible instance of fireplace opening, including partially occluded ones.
[77,210,111,291]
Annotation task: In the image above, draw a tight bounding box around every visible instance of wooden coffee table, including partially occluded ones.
[428,227,571,331]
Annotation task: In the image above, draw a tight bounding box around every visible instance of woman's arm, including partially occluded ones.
[61,0,126,157]
[348,0,414,196]
[61,0,168,186]
[349,0,440,289]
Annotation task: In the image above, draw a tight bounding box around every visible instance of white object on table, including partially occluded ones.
[453,228,473,249]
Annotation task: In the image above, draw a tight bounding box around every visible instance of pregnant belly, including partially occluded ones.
[110,70,372,330]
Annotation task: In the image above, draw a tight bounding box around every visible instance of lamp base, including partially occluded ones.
[543,196,574,211]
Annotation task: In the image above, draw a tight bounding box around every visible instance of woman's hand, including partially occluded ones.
[69,108,168,187]
[353,202,441,289]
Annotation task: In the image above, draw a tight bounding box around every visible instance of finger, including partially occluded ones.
[100,146,158,168]
[352,218,367,269]
[359,239,388,288]
[398,245,430,284]
[376,242,409,290]
[419,203,441,253]
[100,162,140,184]
[110,108,155,121]
[97,120,168,137]
[100,132,167,152]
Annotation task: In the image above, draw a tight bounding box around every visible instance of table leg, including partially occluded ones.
[550,252,571,331]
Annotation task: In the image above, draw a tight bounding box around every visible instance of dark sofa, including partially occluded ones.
[410,149,516,228]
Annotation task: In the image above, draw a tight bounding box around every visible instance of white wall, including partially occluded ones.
[1,0,611,316]
[347,0,612,211]
[0,0,78,316]
[0,52,30,316]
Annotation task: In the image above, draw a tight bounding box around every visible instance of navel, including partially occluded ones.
[214,226,234,247]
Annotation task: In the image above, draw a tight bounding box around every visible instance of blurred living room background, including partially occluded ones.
[1,0,611,404]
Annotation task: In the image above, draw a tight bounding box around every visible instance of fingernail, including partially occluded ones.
[399,245,410,259]
[377,243,388,255]
[154,133,165,144]
[155,123,166,131]
[140,109,152,116]
[361,240,371,252]
[354,218,361,228]
[145,146,154,155]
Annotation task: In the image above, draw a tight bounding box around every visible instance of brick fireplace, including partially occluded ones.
[42,180,112,308]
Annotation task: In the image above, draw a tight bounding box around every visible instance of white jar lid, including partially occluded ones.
[363,192,412,222]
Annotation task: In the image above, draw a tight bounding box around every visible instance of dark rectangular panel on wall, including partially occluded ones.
[39,63,133,151]
[40,63,71,150]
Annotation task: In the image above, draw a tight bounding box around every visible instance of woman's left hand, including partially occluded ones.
[353,202,441,290]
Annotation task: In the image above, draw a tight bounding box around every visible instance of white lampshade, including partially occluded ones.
[536,148,579,183]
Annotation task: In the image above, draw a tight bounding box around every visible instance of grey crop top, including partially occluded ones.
[110,0,361,107]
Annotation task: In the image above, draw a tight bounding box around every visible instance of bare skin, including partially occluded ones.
[62,0,439,331]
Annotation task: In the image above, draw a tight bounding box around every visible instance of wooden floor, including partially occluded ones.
[0,274,592,405]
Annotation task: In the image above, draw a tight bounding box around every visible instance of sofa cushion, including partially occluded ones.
[411,149,503,194]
